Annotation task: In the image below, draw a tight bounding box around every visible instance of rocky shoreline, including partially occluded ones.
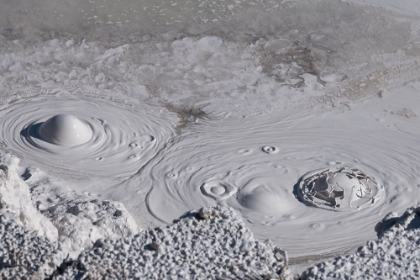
[1,153,419,279]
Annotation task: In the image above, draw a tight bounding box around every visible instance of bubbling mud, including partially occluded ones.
[297,167,384,212]
[119,111,420,258]
[0,96,176,177]
[201,180,237,201]
[262,146,280,154]
[1,0,420,261]
[238,180,284,215]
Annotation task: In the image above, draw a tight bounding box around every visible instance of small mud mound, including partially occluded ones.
[38,114,93,147]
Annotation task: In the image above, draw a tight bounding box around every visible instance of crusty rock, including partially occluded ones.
[58,206,290,279]
[0,213,67,279]
[302,206,420,280]
[27,167,141,258]
[0,153,58,241]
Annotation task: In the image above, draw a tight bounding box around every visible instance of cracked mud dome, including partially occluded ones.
[1,0,420,264]
[297,167,384,212]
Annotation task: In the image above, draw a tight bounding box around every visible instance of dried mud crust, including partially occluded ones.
[29,178,141,258]
[301,206,420,280]
[57,206,290,279]
[0,153,58,242]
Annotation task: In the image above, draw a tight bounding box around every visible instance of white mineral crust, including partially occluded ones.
[26,166,142,258]
[0,153,58,241]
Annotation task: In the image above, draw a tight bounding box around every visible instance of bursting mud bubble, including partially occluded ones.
[1,0,420,268]
[297,167,384,212]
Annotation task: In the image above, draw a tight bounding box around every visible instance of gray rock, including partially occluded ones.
[0,213,67,279]
[301,206,420,280]
[0,153,58,242]
[27,167,141,258]
[58,206,289,279]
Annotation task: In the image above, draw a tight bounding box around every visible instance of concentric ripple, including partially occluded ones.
[0,95,176,177]
[201,180,237,201]
[262,145,280,154]
[119,111,420,258]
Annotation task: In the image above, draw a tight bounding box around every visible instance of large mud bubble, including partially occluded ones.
[37,114,93,147]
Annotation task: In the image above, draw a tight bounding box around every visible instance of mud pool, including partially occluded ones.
[1,0,420,263]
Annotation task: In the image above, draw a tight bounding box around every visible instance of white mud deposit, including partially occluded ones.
[1,0,420,277]
[27,168,141,258]
[0,153,141,258]
[0,153,58,241]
